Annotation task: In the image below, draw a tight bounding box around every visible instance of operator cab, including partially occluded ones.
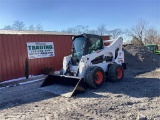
[71,34,103,65]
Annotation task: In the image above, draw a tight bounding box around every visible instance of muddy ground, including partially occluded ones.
[0,68,160,120]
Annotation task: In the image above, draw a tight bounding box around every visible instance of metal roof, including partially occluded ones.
[0,30,75,35]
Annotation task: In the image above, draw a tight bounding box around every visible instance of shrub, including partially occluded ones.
[42,67,53,75]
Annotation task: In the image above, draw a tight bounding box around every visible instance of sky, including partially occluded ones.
[0,0,160,32]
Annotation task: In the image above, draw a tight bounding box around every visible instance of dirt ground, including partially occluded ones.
[0,46,160,120]
[0,67,160,120]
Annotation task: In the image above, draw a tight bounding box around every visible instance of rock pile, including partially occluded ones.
[123,45,160,71]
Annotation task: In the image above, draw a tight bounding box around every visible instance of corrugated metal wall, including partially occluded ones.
[0,34,72,82]
[0,34,109,82]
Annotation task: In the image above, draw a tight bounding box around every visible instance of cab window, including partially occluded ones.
[88,37,102,54]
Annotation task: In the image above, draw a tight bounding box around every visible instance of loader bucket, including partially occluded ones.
[40,75,86,97]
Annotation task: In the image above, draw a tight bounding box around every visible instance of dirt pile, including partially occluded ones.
[123,45,160,70]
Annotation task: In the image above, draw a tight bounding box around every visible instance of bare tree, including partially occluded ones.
[75,25,85,34]
[126,20,148,45]
[61,28,70,33]
[12,21,26,30]
[109,28,123,39]
[77,25,83,34]
[81,25,89,33]
[62,25,89,34]
[28,25,35,31]
[73,25,89,34]
[3,25,13,30]
[131,37,143,45]
[97,24,107,36]
[2,21,44,31]
[145,27,159,44]
[62,27,76,33]
[157,38,160,49]
[62,24,108,35]
[88,29,98,34]
[35,24,43,31]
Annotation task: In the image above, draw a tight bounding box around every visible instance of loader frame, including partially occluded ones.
[40,34,126,97]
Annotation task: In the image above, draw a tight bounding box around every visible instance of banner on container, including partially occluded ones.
[27,42,55,59]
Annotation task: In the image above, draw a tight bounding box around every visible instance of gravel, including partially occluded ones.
[124,45,160,70]
[0,45,160,120]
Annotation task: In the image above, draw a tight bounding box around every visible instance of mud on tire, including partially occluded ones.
[85,66,105,88]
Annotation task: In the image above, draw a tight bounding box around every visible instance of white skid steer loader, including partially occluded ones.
[40,34,126,97]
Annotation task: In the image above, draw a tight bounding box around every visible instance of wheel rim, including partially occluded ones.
[95,71,103,84]
[117,68,122,79]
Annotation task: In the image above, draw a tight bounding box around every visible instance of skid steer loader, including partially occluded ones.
[40,34,126,97]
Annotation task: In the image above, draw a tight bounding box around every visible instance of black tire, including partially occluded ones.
[85,66,105,88]
[108,64,124,82]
